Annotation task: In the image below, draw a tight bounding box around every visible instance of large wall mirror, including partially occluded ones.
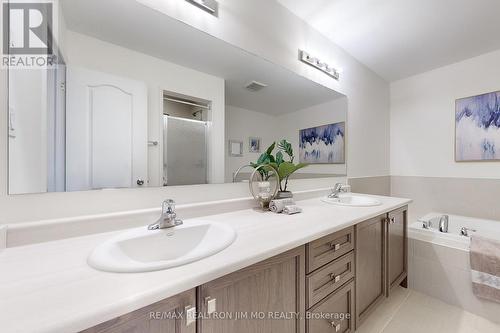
[7,0,347,195]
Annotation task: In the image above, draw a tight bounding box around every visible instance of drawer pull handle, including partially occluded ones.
[205,297,217,314]
[330,321,341,332]
[330,242,341,251]
[330,273,341,283]
[185,305,196,326]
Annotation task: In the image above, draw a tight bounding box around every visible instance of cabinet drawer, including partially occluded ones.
[307,226,354,273]
[306,252,354,309]
[306,280,354,333]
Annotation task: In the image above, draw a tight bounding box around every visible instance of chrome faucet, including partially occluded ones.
[438,215,449,233]
[328,183,349,198]
[148,199,183,230]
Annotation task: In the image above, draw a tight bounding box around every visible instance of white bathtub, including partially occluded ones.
[409,213,500,251]
[409,213,500,324]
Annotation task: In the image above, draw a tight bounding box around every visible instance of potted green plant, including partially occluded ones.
[251,140,308,199]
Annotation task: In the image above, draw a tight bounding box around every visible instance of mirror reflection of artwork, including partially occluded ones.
[456,91,500,161]
[249,137,261,153]
[299,122,345,164]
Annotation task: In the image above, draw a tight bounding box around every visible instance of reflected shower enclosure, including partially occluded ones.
[162,95,209,186]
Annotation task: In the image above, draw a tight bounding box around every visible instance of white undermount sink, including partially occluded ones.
[321,194,382,207]
[88,220,236,273]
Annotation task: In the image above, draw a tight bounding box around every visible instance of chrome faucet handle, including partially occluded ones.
[162,199,176,214]
[418,219,432,229]
[460,226,477,237]
[328,183,348,198]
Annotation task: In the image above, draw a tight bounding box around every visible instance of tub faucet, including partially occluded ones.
[148,199,183,230]
[438,215,449,233]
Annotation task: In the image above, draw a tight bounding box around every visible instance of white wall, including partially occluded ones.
[391,49,500,179]
[64,31,225,185]
[225,106,277,182]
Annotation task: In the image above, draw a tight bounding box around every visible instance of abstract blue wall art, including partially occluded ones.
[456,91,500,161]
[299,122,345,164]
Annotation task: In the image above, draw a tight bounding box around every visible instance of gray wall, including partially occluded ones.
[391,176,500,222]
[349,176,391,196]
[350,175,500,223]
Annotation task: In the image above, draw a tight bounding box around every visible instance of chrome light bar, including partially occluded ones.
[299,49,340,80]
[185,0,218,16]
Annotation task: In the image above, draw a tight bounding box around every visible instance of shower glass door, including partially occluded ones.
[163,116,208,186]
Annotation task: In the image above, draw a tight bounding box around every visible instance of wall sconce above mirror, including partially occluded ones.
[299,50,340,80]
[185,0,218,16]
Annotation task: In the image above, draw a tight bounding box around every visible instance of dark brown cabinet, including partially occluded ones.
[386,206,408,294]
[355,214,386,326]
[197,246,306,333]
[80,289,196,333]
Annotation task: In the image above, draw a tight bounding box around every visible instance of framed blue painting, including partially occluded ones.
[456,91,500,161]
[299,122,345,164]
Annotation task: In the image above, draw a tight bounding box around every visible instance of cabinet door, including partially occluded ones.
[387,206,408,294]
[306,280,355,333]
[198,246,306,333]
[355,215,386,327]
[80,289,196,333]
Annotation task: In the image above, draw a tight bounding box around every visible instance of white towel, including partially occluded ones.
[283,205,302,215]
[269,198,295,213]
[470,235,500,303]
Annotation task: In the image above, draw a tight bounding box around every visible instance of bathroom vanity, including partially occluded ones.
[0,194,410,333]
[75,203,408,333]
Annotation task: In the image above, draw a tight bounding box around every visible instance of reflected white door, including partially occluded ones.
[66,67,147,191]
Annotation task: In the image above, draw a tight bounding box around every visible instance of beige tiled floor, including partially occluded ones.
[356,287,500,333]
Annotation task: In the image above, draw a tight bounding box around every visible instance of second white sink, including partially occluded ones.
[321,194,382,207]
[88,220,236,273]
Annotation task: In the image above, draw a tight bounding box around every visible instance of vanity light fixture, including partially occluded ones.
[299,49,340,80]
[185,0,218,16]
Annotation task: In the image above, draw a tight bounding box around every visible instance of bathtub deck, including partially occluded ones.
[356,286,500,333]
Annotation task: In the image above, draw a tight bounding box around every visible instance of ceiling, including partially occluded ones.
[61,0,343,115]
[278,0,500,81]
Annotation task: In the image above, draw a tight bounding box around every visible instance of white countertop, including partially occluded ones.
[0,194,410,333]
